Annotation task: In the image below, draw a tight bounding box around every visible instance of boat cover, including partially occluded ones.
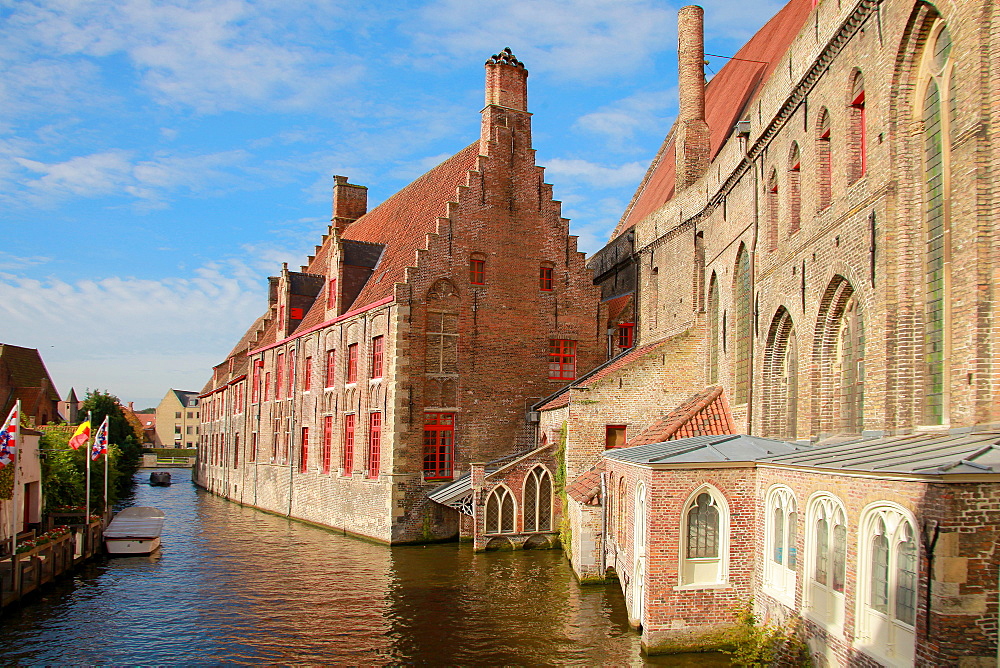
[104,506,165,539]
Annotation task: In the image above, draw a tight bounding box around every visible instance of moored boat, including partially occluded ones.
[104,506,165,555]
[149,471,171,486]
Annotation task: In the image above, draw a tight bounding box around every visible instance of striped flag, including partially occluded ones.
[91,416,109,461]
[0,405,17,469]
[69,421,90,450]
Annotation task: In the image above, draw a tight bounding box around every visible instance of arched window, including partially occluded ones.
[708,273,720,385]
[767,169,779,251]
[856,504,918,666]
[921,22,954,426]
[763,308,797,439]
[681,486,728,586]
[849,70,867,183]
[522,466,552,532]
[805,494,847,631]
[788,143,801,234]
[631,481,647,624]
[694,232,705,311]
[233,434,240,469]
[648,267,659,330]
[764,486,797,601]
[813,277,864,436]
[485,486,516,534]
[734,247,752,404]
[816,108,832,211]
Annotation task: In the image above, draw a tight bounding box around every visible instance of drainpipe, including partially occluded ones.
[748,158,759,433]
[287,338,300,517]
[600,471,608,580]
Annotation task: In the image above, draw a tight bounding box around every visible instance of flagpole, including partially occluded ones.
[9,400,20,557]
[85,411,91,536]
[103,418,109,521]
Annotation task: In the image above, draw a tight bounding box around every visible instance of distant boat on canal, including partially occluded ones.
[149,471,171,486]
[104,507,165,555]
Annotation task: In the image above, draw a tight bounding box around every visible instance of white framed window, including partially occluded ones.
[855,503,917,667]
[804,493,847,633]
[631,481,647,624]
[679,485,729,587]
[522,466,553,532]
[484,485,516,535]
[764,485,798,603]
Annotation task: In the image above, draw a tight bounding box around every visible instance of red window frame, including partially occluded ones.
[303,356,312,391]
[548,339,577,380]
[605,425,627,449]
[617,323,634,349]
[233,434,239,469]
[539,266,553,291]
[367,412,381,478]
[370,336,384,379]
[275,353,284,400]
[325,349,336,387]
[343,414,355,474]
[264,372,272,402]
[327,278,337,309]
[423,412,454,479]
[299,426,309,473]
[853,90,867,176]
[287,350,295,396]
[470,258,485,285]
[322,416,333,474]
[250,432,258,462]
[347,343,358,383]
[252,364,261,403]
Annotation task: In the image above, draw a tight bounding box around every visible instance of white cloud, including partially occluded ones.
[544,158,647,188]
[406,0,674,81]
[575,88,677,149]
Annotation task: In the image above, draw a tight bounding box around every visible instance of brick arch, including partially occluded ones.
[732,244,752,404]
[811,275,864,437]
[787,142,801,234]
[815,107,832,211]
[761,306,798,439]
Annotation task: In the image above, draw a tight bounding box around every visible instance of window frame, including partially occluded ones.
[423,412,455,480]
[539,265,554,291]
[469,257,486,285]
[804,492,848,634]
[763,485,798,604]
[299,426,309,473]
[321,415,333,474]
[679,485,730,587]
[367,412,381,479]
[346,343,358,384]
[342,413,355,475]
[616,323,634,350]
[370,335,384,379]
[325,349,336,388]
[548,339,577,380]
[303,356,312,392]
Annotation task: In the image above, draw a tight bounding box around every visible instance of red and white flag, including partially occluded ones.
[0,405,18,470]
[91,416,109,461]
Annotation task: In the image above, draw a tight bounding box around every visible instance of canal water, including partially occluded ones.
[0,469,729,666]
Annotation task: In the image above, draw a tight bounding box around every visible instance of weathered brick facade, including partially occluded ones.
[195,49,602,544]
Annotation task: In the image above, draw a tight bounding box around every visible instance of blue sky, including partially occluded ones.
[0,0,780,410]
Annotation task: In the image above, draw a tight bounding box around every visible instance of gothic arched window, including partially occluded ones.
[485,486,516,534]
[522,466,552,532]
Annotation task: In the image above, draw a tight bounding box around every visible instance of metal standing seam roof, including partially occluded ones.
[762,431,1000,475]
[604,434,808,465]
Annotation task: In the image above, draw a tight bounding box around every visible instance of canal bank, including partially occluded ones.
[0,469,728,665]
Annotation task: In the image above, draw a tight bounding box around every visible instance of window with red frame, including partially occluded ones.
[321,416,333,474]
[548,340,577,380]
[325,349,336,387]
[252,364,261,403]
[347,343,358,383]
[423,413,454,479]
[370,336,384,379]
[327,278,337,309]
[275,353,284,400]
[303,356,312,391]
[299,426,309,473]
[343,414,355,473]
[605,425,627,449]
[264,372,272,401]
[367,412,381,478]
[287,350,295,396]
[617,324,634,349]
[250,432,258,462]
[469,257,485,285]
[539,266,553,291]
[233,434,240,469]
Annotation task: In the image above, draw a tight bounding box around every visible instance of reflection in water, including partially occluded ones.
[0,470,727,666]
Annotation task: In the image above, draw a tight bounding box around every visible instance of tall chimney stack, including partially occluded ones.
[675,5,711,191]
[331,175,368,234]
[484,47,527,111]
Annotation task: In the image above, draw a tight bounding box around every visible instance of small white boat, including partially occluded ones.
[104,506,165,555]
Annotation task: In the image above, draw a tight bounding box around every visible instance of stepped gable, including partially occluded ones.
[613,0,813,238]
[624,385,735,448]
[338,143,481,310]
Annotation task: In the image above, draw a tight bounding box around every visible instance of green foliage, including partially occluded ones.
[40,431,84,510]
[0,460,12,500]
[135,408,156,414]
[723,600,812,668]
[142,448,197,457]
[78,389,142,490]
[556,421,572,559]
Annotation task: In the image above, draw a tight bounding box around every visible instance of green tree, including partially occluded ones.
[39,431,85,510]
[78,390,142,494]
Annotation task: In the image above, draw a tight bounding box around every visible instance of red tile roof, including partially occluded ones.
[604,294,632,322]
[613,0,813,238]
[624,385,735,447]
[566,462,604,505]
[333,143,481,310]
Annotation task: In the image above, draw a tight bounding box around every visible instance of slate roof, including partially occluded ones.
[762,431,1000,476]
[625,386,735,447]
[171,390,199,408]
[613,0,814,238]
[605,433,809,466]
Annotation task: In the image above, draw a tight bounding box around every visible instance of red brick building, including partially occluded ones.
[196,49,602,544]
[554,0,1000,664]
[0,344,61,427]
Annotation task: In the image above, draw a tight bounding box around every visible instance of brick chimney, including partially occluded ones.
[331,176,367,234]
[481,48,529,154]
[674,5,711,191]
